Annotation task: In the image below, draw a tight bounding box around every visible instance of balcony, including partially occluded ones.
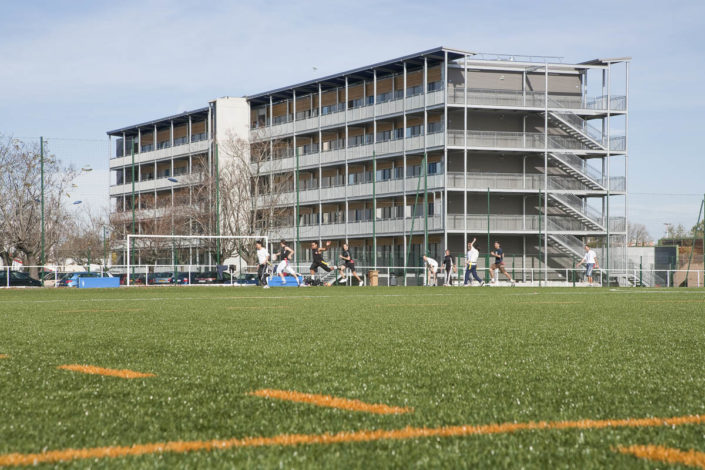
[447,129,604,152]
[110,139,209,169]
[447,86,627,112]
[254,85,445,139]
[259,131,444,171]
[109,172,204,197]
[257,173,445,208]
[276,215,444,240]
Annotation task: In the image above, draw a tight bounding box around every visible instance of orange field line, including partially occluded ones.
[1,414,704,467]
[249,389,413,414]
[57,364,155,379]
[616,444,705,468]
[0,354,8,359]
[518,301,581,305]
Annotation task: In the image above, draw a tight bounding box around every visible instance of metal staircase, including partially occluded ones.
[548,152,605,191]
[546,233,585,260]
[548,192,605,231]
[543,97,606,151]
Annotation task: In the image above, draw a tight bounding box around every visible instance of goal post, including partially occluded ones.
[125,234,268,286]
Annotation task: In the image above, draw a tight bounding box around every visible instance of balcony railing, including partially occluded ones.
[447,129,600,151]
[255,83,445,134]
[447,86,627,111]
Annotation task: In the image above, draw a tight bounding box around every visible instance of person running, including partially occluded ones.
[422,254,439,286]
[463,238,485,286]
[255,240,270,288]
[338,243,364,286]
[489,241,515,286]
[442,250,455,286]
[275,240,301,286]
[310,241,333,284]
[576,244,599,285]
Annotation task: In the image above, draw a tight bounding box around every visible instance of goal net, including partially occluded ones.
[124,234,268,286]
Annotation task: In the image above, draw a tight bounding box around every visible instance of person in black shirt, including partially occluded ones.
[309,241,333,283]
[489,241,515,286]
[338,243,364,286]
[442,249,455,286]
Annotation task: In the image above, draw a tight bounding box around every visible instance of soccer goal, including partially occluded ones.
[124,234,268,286]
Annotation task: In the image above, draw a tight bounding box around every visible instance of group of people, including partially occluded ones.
[255,239,364,288]
[422,239,515,287]
[254,238,600,288]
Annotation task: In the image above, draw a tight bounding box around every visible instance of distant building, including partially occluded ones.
[107,47,629,278]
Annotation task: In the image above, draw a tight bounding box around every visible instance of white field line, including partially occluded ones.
[0,289,703,305]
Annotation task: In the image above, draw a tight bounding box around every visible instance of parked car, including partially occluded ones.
[193,271,233,284]
[175,272,196,285]
[119,274,146,285]
[57,272,101,287]
[42,272,69,287]
[0,271,42,287]
[148,272,175,285]
[236,273,258,286]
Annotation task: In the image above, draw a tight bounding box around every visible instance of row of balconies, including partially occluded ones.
[257,171,624,209]
[109,172,204,197]
[260,132,444,172]
[446,86,627,112]
[110,138,209,170]
[254,89,446,139]
[273,213,626,241]
[257,128,623,174]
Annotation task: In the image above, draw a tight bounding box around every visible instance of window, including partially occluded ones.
[427,81,443,92]
[393,167,404,180]
[428,121,444,134]
[407,125,424,138]
[406,165,422,177]
[376,168,391,181]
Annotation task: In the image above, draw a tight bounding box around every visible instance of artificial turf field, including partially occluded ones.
[1,286,705,468]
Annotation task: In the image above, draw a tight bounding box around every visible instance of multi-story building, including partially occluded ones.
[108,47,629,280]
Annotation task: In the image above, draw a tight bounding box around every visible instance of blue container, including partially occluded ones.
[266,275,304,287]
[78,277,120,288]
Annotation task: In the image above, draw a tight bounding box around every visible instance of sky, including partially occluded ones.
[1,0,703,239]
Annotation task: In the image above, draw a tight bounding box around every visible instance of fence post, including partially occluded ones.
[639,256,642,287]
[572,259,576,287]
[512,255,515,280]
[6,267,9,287]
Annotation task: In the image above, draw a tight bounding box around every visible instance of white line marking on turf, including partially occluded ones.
[0,289,702,305]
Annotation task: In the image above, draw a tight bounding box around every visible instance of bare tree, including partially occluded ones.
[628,223,652,246]
[56,206,108,267]
[187,133,293,264]
[0,136,77,277]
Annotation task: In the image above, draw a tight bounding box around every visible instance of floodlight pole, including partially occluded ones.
[103,225,107,271]
[131,142,136,276]
[215,144,221,265]
[486,187,490,283]
[295,147,300,265]
[40,136,45,285]
[373,151,377,269]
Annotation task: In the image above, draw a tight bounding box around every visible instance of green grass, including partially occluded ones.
[1,286,705,468]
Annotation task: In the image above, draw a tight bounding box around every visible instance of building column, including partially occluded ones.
[344,76,349,244]
[463,54,468,252]
[443,50,449,250]
[373,69,377,269]
[402,61,408,277]
[318,83,323,244]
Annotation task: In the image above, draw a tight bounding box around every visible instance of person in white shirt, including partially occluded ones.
[422,254,439,286]
[273,240,301,286]
[463,238,485,286]
[576,244,598,284]
[255,240,270,288]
